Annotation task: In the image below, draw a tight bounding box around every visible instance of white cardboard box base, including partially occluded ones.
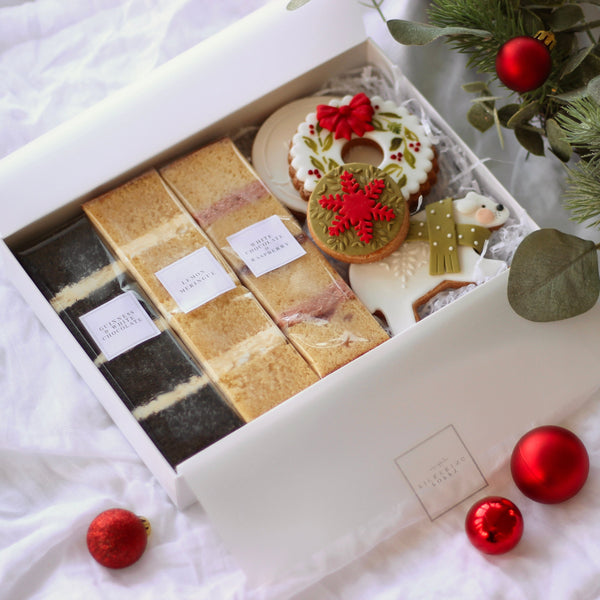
[1,0,599,589]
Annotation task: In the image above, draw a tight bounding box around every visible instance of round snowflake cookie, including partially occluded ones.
[289,93,437,207]
[307,162,409,264]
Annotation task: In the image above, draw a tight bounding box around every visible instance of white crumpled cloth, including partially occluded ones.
[2,1,600,599]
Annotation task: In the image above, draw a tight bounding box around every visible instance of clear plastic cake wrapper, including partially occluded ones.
[17,216,244,468]
[81,170,319,422]
[159,138,391,378]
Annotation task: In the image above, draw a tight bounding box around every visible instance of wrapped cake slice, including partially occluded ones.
[159,137,389,377]
[82,170,318,421]
[18,216,244,466]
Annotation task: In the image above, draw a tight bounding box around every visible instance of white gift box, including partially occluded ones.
[2,0,600,588]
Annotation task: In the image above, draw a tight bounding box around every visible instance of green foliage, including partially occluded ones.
[507,229,600,321]
[427,0,524,72]
[385,0,600,163]
[557,94,600,159]
[563,159,600,227]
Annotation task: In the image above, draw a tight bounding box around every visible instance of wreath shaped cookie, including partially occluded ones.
[289,93,438,207]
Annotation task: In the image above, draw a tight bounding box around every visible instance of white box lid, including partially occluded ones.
[179,271,600,584]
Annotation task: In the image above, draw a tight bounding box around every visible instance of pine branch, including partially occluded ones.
[563,160,600,228]
[427,0,524,72]
[556,96,600,160]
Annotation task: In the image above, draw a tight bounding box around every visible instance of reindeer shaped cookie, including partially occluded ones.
[348,192,510,335]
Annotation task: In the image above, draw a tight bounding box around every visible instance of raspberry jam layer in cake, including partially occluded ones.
[18,216,244,466]
[83,170,318,421]
[159,138,389,377]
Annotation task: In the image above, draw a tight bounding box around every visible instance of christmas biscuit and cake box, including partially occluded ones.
[1,0,600,590]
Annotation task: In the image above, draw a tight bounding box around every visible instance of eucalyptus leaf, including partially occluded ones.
[521,10,545,33]
[467,102,495,132]
[506,102,540,129]
[462,81,490,94]
[493,107,505,149]
[508,229,600,321]
[546,118,572,162]
[497,103,520,126]
[286,0,312,9]
[560,46,593,79]
[588,75,600,103]
[515,125,545,155]
[549,5,585,31]
[387,20,490,46]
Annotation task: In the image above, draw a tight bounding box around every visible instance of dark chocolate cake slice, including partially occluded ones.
[18,216,243,467]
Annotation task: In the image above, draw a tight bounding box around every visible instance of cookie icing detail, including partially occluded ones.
[319,169,395,243]
[316,93,374,140]
[308,163,408,261]
[348,193,510,335]
[290,94,435,200]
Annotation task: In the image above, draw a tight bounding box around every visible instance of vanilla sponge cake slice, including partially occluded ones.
[83,170,318,421]
[18,216,244,466]
[159,138,389,377]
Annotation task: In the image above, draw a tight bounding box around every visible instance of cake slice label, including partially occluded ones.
[79,291,161,360]
[155,247,236,313]
[226,215,306,277]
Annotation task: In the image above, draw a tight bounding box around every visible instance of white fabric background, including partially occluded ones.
[1,1,600,599]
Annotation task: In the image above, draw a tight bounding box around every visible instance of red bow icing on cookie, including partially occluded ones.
[316,93,375,141]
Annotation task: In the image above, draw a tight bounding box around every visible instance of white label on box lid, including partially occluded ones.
[79,291,160,361]
[226,215,306,277]
[154,247,236,313]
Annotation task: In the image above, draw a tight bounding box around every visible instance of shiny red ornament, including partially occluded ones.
[495,36,552,93]
[511,425,589,504]
[465,496,524,554]
[86,508,150,569]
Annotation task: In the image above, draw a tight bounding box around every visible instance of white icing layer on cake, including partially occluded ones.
[132,374,211,420]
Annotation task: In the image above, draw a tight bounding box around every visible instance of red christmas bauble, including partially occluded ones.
[511,425,589,504]
[87,508,150,569]
[465,496,524,554]
[495,36,552,93]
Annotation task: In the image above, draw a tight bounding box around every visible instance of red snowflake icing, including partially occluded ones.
[319,170,396,244]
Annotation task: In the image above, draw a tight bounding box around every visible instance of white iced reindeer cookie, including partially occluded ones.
[348,192,510,335]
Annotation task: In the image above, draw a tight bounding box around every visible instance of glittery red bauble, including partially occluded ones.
[86,508,150,569]
[495,36,552,93]
[465,496,524,554]
[511,425,589,504]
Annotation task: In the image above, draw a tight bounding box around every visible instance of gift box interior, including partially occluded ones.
[2,0,600,588]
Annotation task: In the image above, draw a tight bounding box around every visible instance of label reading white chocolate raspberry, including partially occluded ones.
[394,425,487,520]
[155,247,236,313]
[79,291,161,361]
[226,215,306,277]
